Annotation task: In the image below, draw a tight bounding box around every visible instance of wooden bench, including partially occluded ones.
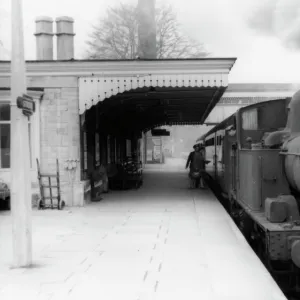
[122,159,143,189]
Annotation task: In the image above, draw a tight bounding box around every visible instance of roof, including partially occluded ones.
[77,58,236,132]
[0,58,236,79]
[226,83,300,92]
[0,57,237,133]
[0,57,237,63]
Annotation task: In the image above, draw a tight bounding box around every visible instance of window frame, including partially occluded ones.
[0,91,42,171]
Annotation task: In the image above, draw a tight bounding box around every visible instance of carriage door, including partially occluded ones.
[230,142,238,195]
[217,132,225,184]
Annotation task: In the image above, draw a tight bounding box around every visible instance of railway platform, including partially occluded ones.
[0,162,287,300]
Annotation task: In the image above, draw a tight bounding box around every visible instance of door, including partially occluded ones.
[230,142,238,197]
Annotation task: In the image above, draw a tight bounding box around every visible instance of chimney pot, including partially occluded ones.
[55,16,75,60]
[34,16,54,60]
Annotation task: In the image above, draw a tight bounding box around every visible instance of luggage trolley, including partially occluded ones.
[36,159,65,210]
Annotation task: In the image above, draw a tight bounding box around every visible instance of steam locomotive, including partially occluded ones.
[198,91,300,295]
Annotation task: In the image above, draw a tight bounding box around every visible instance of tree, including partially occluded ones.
[86,2,209,59]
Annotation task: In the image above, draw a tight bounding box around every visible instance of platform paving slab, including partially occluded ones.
[0,167,287,300]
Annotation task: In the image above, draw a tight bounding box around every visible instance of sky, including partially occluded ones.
[0,0,300,83]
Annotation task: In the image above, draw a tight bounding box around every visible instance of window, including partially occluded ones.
[0,103,34,169]
[95,133,100,164]
[83,132,87,170]
[242,108,258,130]
[205,137,215,147]
[0,104,10,169]
[0,123,10,168]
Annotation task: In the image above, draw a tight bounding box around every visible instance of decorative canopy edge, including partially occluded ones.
[79,73,229,114]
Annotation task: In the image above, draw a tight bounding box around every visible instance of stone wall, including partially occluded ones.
[40,86,81,206]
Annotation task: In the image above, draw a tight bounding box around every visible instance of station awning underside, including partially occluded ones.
[85,86,227,134]
[79,58,236,134]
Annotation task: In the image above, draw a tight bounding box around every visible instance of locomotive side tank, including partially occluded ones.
[282,90,300,194]
[200,92,300,296]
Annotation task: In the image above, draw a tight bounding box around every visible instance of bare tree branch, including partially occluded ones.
[85,2,209,59]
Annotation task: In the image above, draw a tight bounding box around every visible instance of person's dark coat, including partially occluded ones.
[186,151,205,171]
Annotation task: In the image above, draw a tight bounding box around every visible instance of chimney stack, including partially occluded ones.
[34,17,54,60]
[55,16,75,60]
[137,0,157,59]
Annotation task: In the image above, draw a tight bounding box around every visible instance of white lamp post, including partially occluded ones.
[10,0,32,267]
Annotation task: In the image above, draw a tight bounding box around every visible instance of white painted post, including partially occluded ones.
[10,0,32,267]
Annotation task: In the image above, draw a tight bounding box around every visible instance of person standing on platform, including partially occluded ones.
[186,144,205,188]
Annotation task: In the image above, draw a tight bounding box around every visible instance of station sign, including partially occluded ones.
[17,94,35,116]
[151,129,170,136]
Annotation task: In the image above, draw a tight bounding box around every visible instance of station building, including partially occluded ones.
[0,16,299,207]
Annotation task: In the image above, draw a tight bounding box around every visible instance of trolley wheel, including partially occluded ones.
[37,199,43,210]
[58,200,65,210]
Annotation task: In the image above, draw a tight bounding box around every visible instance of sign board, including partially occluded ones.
[17,94,35,116]
[151,129,170,136]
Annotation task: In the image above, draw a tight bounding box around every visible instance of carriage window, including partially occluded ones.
[207,137,215,146]
[242,108,258,130]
